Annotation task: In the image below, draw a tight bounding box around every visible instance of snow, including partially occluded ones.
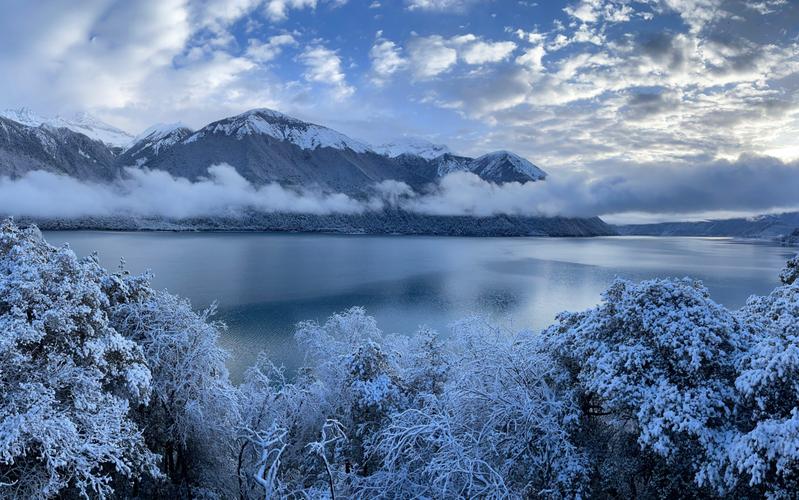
[185,108,372,153]
[435,155,471,176]
[126,122,192,154]
[5,218,799,499]
[0,107,134,147]
[373,137,452,160]
[473,150,547,180]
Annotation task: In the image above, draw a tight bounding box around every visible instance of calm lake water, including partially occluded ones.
[43,232,795,379]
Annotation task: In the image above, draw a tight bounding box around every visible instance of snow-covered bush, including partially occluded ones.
[0,221,157,498]
[5,219,799,499]
[779,253,798,285]
[543,278,750,497]
[109,283,239,497]
[365,317,586,499]
[720,255,799,496]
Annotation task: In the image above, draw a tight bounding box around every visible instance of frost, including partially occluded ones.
[4,220,799,498]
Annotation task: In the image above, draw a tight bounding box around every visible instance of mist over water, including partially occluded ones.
[44,231,793,380]
[3,155,799,221]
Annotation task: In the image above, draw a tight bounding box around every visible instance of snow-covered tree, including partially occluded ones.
[0,220,158,498]
[364,317,586,499]
[544,277,751,497]
[109,283,240,497]
[779,253,798,285]
[718,255,799,496]
[5,218,799,499]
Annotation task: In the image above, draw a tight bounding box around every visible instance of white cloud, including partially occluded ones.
[0,165,365,218]
[563,0,601,23]
[516,45,547,71]
[369,38,408,84]
[405,0,476,12]
[407,34,520,78]
[459,40,517,65]
[408,36,459,78]
[264,0,317,21]
[299,45,355,99]
[246,34,297,62]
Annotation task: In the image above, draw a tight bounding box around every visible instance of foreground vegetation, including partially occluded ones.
[1,219,798,499]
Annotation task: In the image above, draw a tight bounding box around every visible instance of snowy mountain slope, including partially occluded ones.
[0,107,548,192]
[468,151,547,183]
[117,123,194,166]
[184,108,371,153]
[133,109,436,192]
[374,138,451,160]
[0,108,134,148]
[433,153,473,176]
[0,116,118,180]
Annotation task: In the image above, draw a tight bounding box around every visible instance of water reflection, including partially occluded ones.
[43,232,793,380]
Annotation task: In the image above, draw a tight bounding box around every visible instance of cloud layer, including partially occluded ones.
[1,1,798,220]
[2,160,797,222]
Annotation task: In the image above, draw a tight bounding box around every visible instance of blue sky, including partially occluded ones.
[2,0,799,221]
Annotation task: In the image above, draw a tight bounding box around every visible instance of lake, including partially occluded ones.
[42,232,795,380]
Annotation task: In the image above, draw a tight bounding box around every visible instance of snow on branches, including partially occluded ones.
[0,220,157,498]
[3,220,799,499]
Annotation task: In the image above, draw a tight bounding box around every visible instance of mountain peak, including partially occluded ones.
[0,107,133,147]
[470,151,547,183]
[374,137,452,160]
[188,108,372,153]
[124,122,194,157]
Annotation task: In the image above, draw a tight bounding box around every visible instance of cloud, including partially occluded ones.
[459,40,518,65]
[405,0,476,12]
[406,34,519,79]
[299,45,355,99]
[407,36,459,78]
[264,0,318,21]
[0,165,365,219]
[369,37,408,84]
[246,34,297,62]
[2,157,798,222]
[398,155,799,219]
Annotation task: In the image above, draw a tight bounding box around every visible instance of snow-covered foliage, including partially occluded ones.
[0,220,157,498]
[3,221,799,499]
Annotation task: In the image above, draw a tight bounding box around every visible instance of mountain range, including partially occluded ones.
[0,107,546,194]
[616,212,799,240]
[0,107,615,236]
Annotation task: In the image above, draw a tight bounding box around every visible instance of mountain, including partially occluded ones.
[117,123,194,166]
[0,107,548,193]
[119,110,547,192]
[616,212,799,239]
[0,107,611,236]
[0,108,134,148]
[0,116,118,180]
[468,151,547,183]
[374,138,451,160]
[123,109,440,193]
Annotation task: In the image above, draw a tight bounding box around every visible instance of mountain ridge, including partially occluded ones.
[0,107,549,194]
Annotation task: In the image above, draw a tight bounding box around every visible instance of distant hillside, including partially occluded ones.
[14,211,616,237]
[616,212,799,239]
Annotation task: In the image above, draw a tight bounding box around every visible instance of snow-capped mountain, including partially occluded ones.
[374,138,451,160]
[0,107,547,193]
[0,107,134,148]
[0,115,118,180]
[184,108,371,153]
[119,123,194,166]
[468,151,547,183]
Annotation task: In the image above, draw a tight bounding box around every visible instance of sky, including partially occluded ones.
[1,0,799,222]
